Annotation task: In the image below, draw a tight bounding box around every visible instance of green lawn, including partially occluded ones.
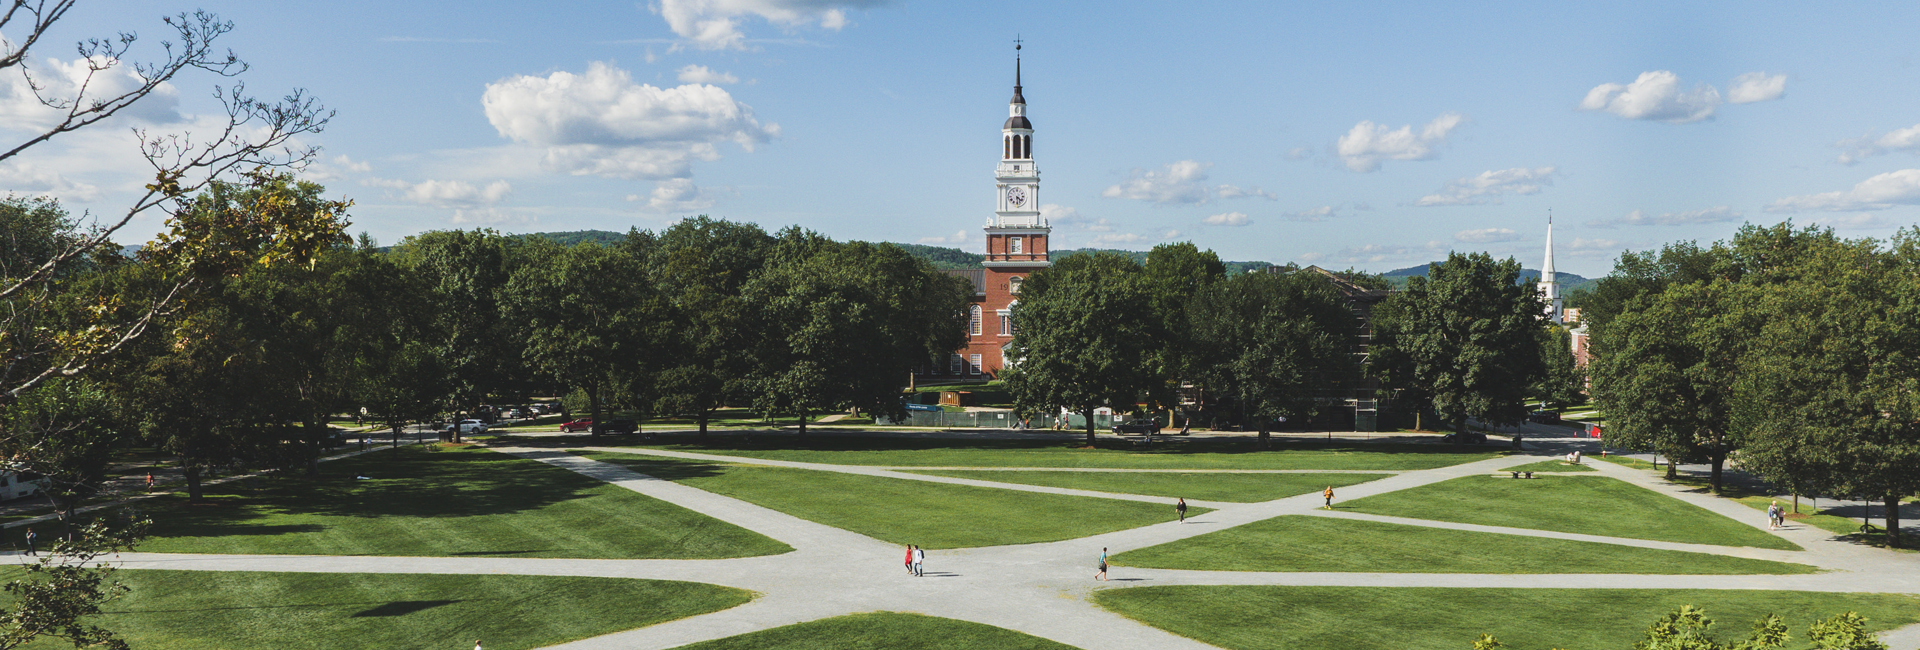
[1501,459,1596,473]
[137,446,791,559]
[1593,454,1657,471]
[1342,475,1799,550]
[672,613,1075,650]
[575,435,1503,471]
[1093,587,1920,650]
[18,569,750,650]
[1109,515,1815,574]
[900,470,1390,503]
[576,452,1195,548]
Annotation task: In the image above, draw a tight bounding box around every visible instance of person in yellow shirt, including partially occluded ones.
[1323,486,1335,509]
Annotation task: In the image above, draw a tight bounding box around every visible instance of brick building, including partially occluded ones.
[922,50,1049,383]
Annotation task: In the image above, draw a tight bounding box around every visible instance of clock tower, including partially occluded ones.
[963,44,1051,379]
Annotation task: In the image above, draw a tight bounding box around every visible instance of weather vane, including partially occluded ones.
[1015,35,1022,51]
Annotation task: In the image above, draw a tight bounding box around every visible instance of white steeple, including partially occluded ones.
[1539,211,1563,323]
[994,41,1040,228]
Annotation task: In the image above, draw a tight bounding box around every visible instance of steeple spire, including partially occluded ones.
[1538,210,1563,323]
[1542,210,1556,277]
[1011,38,1025,106]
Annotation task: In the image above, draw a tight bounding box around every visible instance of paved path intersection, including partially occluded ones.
[91,442,1920,649]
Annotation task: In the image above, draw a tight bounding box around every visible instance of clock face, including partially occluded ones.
[1007,186,1027,207]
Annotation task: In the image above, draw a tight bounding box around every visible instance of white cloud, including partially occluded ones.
[643,178,714,212]
[676,65,739,84]
[449,207,527,225]
[1102,160,1271,204]
[0,56,184,132]
[482,61,777,180]
[367,178,512,208]
[1336,112,1464,172]
[1090,232,1150,245]
[653,0,886,50]
[1835,123,1920,165]
[917,229,970,245]
[1202,211,1250,226]
[1040,203,1089,229]
[1297,252,1326,263]
[1579,71,1720,123]
[1766,169,1920,213]
[1454,227,1522,243]
[1727,72,1787,104]
[0,161,101,202]
[1161,229,1183,240]
[1806,214,1898,230]
[1586,206,1741,228]
[1415,167,1556,206]
[1283,205,1338,222]
[1564,237,1624,252]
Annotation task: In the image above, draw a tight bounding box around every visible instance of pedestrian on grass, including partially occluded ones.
[904,544,914,575]
[912,545,925,576]
[1323,486,1335,509]
[1176,498,1188,523]
[23,528,34,556]
[1095,547,1109,581]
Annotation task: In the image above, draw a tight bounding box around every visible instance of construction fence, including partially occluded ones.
[877,410,1118,430]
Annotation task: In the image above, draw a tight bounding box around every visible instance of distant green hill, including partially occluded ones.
[1382,262,1591,290]
[897,243,1275,275]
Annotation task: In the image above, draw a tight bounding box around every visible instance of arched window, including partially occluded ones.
[1024,135,1032,159]
[1004,136,1011,160]
[969,305,982,336]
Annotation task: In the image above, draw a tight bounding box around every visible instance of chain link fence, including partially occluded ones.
[878,410,1116,430]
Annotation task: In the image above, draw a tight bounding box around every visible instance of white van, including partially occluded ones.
[0,471,48,501]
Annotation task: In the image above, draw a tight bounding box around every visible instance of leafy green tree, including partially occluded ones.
[744,231,970,436]
[1589,280,1753,488]
[0,378,127,525]
[1631,605,1787,650]
[0,517,149,650]
[1144,242,1227,412]
[1532,324,1587,410]
[1371,252,1545,437]
[505,239,667,436]
[0,5,333,405]
[647,218,776,435]
[395,230,529,439]
[1006,252,1162,444]
[334,238,447,446]
[1734,227,1920,547]
[1187,270,1355,446]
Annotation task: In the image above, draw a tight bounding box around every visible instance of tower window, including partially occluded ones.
[1004,136,1011,160]
[969,305,982,336]
[1010,237,1023,254]
[1024,135,1032,159]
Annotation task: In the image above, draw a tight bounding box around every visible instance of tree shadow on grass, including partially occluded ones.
[143,447,659,539]
[579,433,1498,460]
[351,600,462,617]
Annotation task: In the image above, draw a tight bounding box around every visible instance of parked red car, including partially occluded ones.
[559,418,593,433]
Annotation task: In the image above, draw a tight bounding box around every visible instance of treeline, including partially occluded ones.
[1,184,970,507]
[1584,223,1920,546]
[1004,246,1579,444]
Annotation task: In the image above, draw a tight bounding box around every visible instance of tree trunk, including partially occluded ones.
[1708,450,1726,493]
[184,463,204,504]
[1664,457,1677,480]
[1083,407,1097,446]
[698,410,709,437]
[797,407,808,439]
[587,383,603,438]
[1887,495,1903,548]
[393,423,403,448]
[1792,493,1799,514]
[305,416,323,478]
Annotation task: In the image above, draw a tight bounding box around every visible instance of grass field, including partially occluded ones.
[18,569,750,650]
[671,613,1075,650]
[900,470,1390,503]
[1092,586,1920,650]
[575,452,1193,548]
[1108,515,1815,574]
[1501,459,1596,473]
[1593,454,1658,471]
[1342,475,1800,550]
[136,446,791,559]
[573,435,1504,471]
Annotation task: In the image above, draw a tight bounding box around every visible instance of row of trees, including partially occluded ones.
[1005,246,1578,446]
[1587,224,1920,547]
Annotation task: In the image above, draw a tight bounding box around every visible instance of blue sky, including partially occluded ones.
[7,1,1920,276]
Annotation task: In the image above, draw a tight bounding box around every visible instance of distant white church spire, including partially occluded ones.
[1539,211,1563,323]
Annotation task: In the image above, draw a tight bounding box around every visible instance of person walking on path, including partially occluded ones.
[1094,547,1109,581]
[23,528,35,556]
[904,544,914,575]
[1323,486,1335,509]
[145,472,154,493]
[912,546,925,577]
[1768,501,1783,530]
[1176,498,1188,523]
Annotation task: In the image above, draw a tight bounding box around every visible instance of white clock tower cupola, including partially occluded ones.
[994,45,1040,229]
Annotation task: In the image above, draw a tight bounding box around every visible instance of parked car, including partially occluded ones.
[1441,432,1487,444]
[1112,418,1161,435]
[531,404,555,415]
[601,419,638,434]
[1527,410,1561,424]
[559,418,594,433]
[444,419,488,435]
[0,471,49,501]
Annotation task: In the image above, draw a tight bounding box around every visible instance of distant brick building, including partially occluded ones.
[921,51,1049,383]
